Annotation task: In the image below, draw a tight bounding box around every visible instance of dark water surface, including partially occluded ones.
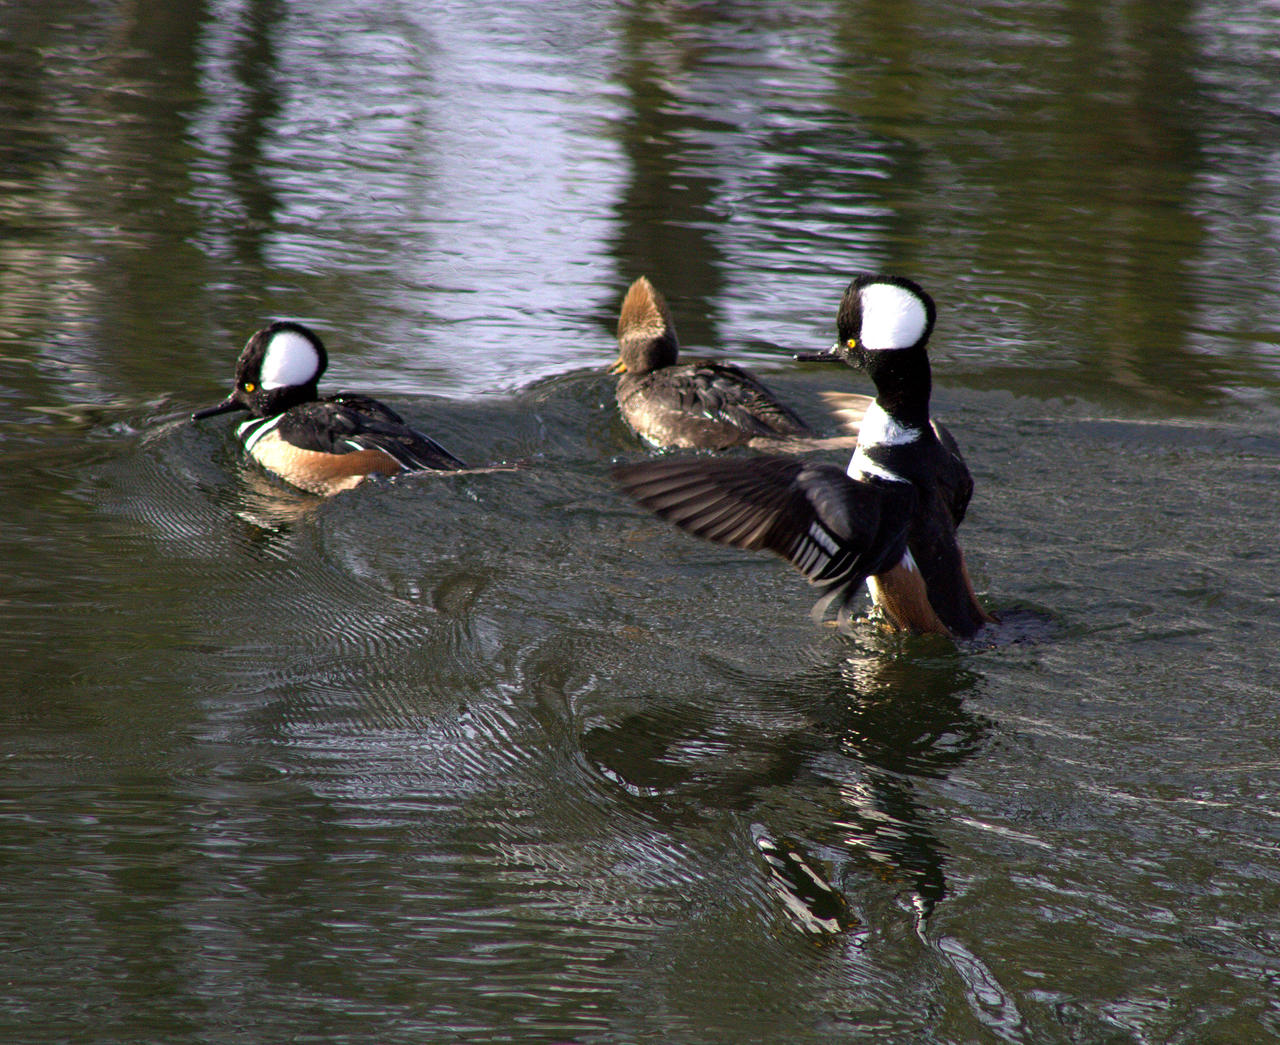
[3,2,1279,1042]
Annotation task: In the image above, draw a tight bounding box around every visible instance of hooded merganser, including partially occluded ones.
[614,275,995,638]
[610,276,823,449]
[193,321,466,495]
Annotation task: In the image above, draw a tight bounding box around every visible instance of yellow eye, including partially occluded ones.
[845,338,857,349]
[244,382,256,392]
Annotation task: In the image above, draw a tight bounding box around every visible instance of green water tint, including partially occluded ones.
[2,2,1278,1042]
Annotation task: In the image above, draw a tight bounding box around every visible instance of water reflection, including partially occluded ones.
[4,1,1280,1042]
[193,0,286,268]
[225,467,325,534]
[583,640,987,925]
[613,3,731,349]
[3,0,1279,419]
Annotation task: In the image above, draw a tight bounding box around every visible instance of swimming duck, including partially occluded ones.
[611,276,824,449]
[193,321,465,495]
[614,274,994,638]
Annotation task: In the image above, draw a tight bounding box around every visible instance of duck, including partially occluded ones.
[610,276,833,450]
[613,274,995,638]
[193,320,466,495]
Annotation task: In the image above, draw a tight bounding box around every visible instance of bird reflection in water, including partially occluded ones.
[580,640,989,935]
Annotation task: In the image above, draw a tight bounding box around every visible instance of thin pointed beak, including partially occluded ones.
[192,394,245,421]
[793,342,842,363]
[608,357,627,374]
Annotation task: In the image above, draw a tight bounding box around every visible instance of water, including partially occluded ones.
[2,1,1279,1042]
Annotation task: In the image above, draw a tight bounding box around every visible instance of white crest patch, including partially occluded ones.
[259,330,321,390]
[859,282,928,351]
[857,400,920,448]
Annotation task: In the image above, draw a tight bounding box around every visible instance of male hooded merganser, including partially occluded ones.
[614,274,995,638]
[611,276,824,449]
[193,321,466,495]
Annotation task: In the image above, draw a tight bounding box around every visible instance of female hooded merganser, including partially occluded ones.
[193,321,466,495]
[611,276,824,449]
[614,274,995,638]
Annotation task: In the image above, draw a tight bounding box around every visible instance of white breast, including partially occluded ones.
[857,400,920,449]
[847,448,907,484]
[846,401,915,483]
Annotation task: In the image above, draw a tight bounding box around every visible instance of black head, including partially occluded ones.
[193,321,328,421]
[797,275,939,423]
[795,274,936,368]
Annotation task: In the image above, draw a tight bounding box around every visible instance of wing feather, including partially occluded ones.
[278,397,466,471]
[687,363,812,438]
[613,455,915,617]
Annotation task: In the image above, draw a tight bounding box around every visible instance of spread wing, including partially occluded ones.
[279,396,466,471]
[613,454,914,619]
[817,391,874,437]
